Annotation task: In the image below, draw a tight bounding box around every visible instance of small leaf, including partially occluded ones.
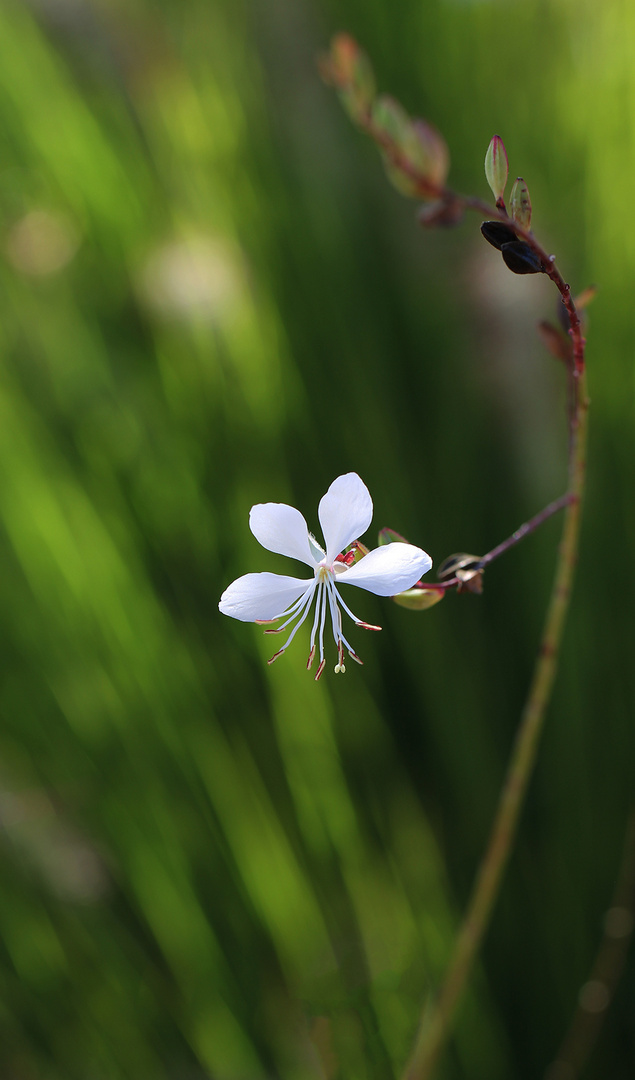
[537,320,573,363]
[480,220,518,250]
[485,135,509,202]
[510,177,532,229]
[501,241,543,275]
[574,284,598,311]
[393,586,445,611]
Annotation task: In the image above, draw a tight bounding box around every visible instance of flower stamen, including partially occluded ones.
[334,586,382,632]
[265,584,316,663]
[218,472,432,678]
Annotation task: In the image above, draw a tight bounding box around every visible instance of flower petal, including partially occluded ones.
[337,543,432,596]
[219,573,313,621]
[318,473,373,562]
[250,503,316,567]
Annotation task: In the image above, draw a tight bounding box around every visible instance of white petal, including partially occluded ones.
[250,503,316,567]
[219,572,313,622]
[337,543,432,596]
[318,473,373,562]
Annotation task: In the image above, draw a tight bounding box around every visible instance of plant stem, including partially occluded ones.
[402,369,589,1080]
[341,84,593,1079]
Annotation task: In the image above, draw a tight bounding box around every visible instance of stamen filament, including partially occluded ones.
[263,585,316,634]
[334,585,382,631]
[265,584,317,663]
[326,578,357,655]
[309,581,325,663]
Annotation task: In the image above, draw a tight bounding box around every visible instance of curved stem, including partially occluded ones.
[334,83,592,1079]
[402,371,589,1080]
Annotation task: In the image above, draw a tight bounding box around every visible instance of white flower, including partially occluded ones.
[219,473,432,679]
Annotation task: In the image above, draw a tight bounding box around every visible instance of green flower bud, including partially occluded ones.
[485,135,508,202]
[393,587,445,611]
[510,177,532,229]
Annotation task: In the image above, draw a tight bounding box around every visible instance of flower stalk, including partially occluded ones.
[320,35,592,1079]
[403,370,588,1080]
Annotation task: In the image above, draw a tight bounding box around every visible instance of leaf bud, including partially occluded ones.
[501,240,544,275]
[485,135,509,203]
[509,177,532,229]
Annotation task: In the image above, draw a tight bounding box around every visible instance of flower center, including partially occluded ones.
[316,558,348,580]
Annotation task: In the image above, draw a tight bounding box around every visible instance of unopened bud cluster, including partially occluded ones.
[481,136,543,275]
[320,34,451,204]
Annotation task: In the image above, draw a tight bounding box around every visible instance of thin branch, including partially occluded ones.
[477,493,576,570]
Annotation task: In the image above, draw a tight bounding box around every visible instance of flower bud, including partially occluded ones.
[378,527,409,545]
[372,98,448,198]
[484,135,509,203]
[409,119,449,189]
[509,177,532,229]
[393,586,445,611]
[456,568,483,594]
[437,553,482,582]
[480,220,518,250]
[319,34,376,122]
[371,95,411,149]
[501,240,543,275]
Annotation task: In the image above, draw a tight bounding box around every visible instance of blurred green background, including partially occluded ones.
[0,0,633,1077]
